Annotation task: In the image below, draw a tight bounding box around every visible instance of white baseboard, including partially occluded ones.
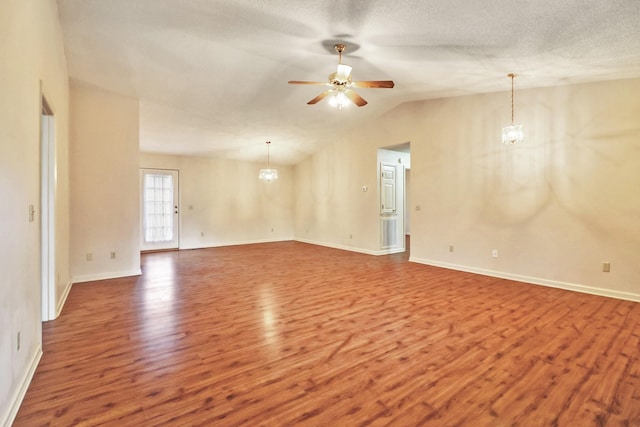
[295,238,406,256]
[72,268,142,284]
[179,237,405,257]
[410,257,640,303]
[180,237,294,251]
[2,346,42,427]
[55,280,73,319]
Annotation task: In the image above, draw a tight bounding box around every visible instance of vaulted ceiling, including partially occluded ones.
[57,0,640,164]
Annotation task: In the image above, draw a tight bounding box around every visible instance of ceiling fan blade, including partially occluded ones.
[288,80,327,85]
[307,91,330,105]
[344,89,368,107]
[352,80,395,89]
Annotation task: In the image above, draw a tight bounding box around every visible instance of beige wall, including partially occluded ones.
[2,3,639,421]
[141,152,294,248]
[0,0,70,424]
[295,78,640,300]
[294,137,381,253]
[70,82,140,282]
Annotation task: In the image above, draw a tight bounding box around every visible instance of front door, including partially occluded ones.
[140,169,179,251]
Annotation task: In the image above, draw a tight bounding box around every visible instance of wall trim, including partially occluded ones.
[295,238,406,256]
[2,346,42,427]
[410,257,640,303]
[180,237,406,257]
[180,237,294,251]
[72,268,142,284]
[55,281,73,318]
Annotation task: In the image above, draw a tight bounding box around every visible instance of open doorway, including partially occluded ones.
[378,142,411,255]
[41,95,56,321]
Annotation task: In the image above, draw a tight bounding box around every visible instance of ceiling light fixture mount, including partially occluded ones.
[502,73,523,145]
[258,141,278,182]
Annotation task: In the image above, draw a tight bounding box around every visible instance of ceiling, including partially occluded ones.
[57,0,640,165]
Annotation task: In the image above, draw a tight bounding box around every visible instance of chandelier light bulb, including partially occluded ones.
[329,88,350,110]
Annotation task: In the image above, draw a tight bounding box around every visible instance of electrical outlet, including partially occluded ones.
[602,262,611,273]
[492,249,498,258]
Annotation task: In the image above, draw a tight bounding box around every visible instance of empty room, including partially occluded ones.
[2,1,640,426]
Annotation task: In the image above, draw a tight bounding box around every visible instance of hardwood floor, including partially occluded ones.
[14,241,640,426]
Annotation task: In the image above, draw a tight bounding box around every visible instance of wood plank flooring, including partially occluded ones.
[14,241,640,426]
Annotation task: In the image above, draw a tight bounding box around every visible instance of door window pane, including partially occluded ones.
[143,173,174,243]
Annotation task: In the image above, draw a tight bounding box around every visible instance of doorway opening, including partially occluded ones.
[378,142,411,256]
[41,95,56,321]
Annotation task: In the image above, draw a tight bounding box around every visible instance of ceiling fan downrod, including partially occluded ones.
[334,44,346,63]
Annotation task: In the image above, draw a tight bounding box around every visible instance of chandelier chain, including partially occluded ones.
[508,73,516,125]
[266,141,271,166]
[511,76,514,124]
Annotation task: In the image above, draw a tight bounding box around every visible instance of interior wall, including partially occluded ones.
[295,78,640,300]
[140,152,295,249]
[70,82,141,283]
[0,0,70,424]
[293,135,387,254]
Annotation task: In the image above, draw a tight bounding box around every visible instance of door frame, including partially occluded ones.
[41,94,56,321]
[377,148,409,254]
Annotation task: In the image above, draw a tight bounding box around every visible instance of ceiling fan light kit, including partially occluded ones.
[502,73,524,144]
[328,87,350,110]
[335,63,353,82]
[288,43,394,108]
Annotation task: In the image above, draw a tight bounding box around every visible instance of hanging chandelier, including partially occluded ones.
[502,73,524,144]
[258,141,278,181]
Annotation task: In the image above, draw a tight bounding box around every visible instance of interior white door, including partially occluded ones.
[140,169,179,251]
[380,163,397,215]
[378,156,405,252]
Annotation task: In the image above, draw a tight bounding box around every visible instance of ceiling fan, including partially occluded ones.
[288,44,395,108]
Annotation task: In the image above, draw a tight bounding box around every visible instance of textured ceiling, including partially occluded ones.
[57,0,640,165]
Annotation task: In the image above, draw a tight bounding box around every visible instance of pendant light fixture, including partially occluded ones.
[258,141,278,181]
[502,73,523,144]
